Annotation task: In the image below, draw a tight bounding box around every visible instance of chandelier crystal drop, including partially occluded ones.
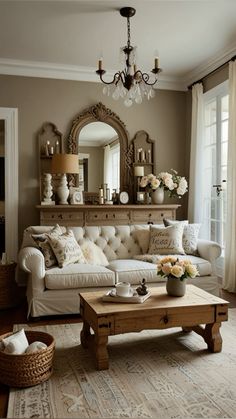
[96,7,161,107]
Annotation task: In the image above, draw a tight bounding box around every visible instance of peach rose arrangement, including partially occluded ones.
[157,256,199,281]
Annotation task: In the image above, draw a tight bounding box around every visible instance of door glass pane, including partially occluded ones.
[221,95,229,120]
[205,100,216,125]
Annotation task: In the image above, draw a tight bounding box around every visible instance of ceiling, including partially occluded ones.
[0,0,236,90]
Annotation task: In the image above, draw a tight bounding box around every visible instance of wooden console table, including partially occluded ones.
[36,204,180,226]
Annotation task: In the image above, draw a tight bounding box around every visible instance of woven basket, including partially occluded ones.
[0,330,55,387]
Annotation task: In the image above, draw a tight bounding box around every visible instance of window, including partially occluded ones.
[203,81,228,269]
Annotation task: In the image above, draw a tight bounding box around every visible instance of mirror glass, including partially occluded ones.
[77,121,120,194]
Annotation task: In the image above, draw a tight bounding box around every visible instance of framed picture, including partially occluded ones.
[70,188,84,205]
[137,191,145,204]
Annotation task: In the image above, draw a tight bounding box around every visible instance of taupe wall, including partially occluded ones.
[0,75,187,242]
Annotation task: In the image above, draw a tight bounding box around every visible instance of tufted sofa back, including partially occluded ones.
[21,224,150,261]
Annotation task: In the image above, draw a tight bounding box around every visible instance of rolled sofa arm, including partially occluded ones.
[18,247,45,294]
[197,239,221,275]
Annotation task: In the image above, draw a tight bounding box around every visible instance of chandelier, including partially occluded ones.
[96,7,161,107]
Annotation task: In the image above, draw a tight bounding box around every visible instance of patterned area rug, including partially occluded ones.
[7,310,236,418]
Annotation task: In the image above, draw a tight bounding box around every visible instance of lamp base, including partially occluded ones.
[57,174,69,205]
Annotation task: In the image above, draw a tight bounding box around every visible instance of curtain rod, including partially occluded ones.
[188,54,236,89]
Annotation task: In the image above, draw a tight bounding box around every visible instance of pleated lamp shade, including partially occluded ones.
[51,154,79,174]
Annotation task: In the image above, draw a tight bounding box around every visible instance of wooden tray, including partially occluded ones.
[102,289,151,304]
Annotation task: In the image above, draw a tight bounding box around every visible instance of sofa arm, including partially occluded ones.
[197,239,221,274]
[18,247,45,294]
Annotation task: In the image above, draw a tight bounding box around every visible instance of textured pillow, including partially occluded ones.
[133,229,150,254]
[3,329,29,355]
[32,224,63,268]
[48,230,87,268]
[163,219,200,255]
[133,254,160,264]
[148,224,185,255]
[81,241,109,266]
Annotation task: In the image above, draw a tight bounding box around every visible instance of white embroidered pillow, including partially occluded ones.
[48,230,87,268]
[80,241,109,266]
[133,229,150,254]
[148,224,185,255]
[32,224,63,268]
[183,224,201,255]
[163,219,200,255]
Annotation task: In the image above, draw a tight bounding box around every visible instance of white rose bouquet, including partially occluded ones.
[157,256,199,281]
[139,174,160,192]
[139,170,188,198]
[157,169,188,198]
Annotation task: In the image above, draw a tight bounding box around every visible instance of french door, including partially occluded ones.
[203,81,228,259]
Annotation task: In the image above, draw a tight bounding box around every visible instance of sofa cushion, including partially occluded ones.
[133,254,212,277]
[80,241,109,266]
[107,259,162,285]
[148,224,185,255]
[45,264,115,289]
[21,225,66,248]
[163,219,201,255]
[48,230,87,268]
[32,224,63,268]
[132,227,150,254]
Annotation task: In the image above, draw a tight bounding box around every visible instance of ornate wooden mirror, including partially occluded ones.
[66,103,133,201]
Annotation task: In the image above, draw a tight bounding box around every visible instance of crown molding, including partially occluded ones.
[0,58,186,91]
[184,43,236,87]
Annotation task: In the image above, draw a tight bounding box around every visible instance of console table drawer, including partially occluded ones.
[87,211,130,223]
[41,211,84,222]
[132,209,173,223]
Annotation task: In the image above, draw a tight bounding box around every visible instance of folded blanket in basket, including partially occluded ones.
[3,329,29,354]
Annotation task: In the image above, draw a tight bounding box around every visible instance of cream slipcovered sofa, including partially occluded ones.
[18,224,221,318]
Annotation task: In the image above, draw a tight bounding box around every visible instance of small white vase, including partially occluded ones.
[152,188,164,204]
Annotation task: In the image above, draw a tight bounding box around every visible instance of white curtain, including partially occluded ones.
[103,144,112,190]
[223,61,236,292]
[188,83,206,235]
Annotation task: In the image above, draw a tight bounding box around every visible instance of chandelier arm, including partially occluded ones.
[96,71,124,86]
[134,71,158,86]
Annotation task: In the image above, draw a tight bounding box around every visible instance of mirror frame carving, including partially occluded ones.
[66,102,133,197]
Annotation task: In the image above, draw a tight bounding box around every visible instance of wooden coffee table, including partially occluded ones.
[79,285,229,370]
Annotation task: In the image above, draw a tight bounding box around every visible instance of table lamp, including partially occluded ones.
[51,154,79,204]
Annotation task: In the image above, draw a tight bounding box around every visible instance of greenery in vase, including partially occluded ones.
[157,256,199,281]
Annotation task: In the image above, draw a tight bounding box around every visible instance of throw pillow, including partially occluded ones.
[3,329,29,355]
[133,254,161,264]
[32,224,63,268]
[48,229,87,268]
[163,219,200,255]
[148,224,185,255]
[133,229,150,254]
[80,241,109,266]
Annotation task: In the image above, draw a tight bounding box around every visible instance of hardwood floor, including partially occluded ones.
[0,286,235,418]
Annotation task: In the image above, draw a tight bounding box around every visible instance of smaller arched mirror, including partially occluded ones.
[67,103,132,201]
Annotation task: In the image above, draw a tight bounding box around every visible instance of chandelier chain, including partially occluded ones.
[127,16,131,49]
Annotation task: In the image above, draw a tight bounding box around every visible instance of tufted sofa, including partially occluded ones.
[18,225,221,318]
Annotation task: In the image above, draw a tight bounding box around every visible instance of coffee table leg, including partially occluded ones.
[81,320,91,348]
[204,322,222,352]
[95,334,109,370]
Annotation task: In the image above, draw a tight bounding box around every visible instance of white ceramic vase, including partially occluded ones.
[152,187,164,204]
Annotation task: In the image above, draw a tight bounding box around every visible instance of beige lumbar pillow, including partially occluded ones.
[80,241,109,266]
[48,229,87,268]
[148,224,185,255]
[133,228,150,254]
